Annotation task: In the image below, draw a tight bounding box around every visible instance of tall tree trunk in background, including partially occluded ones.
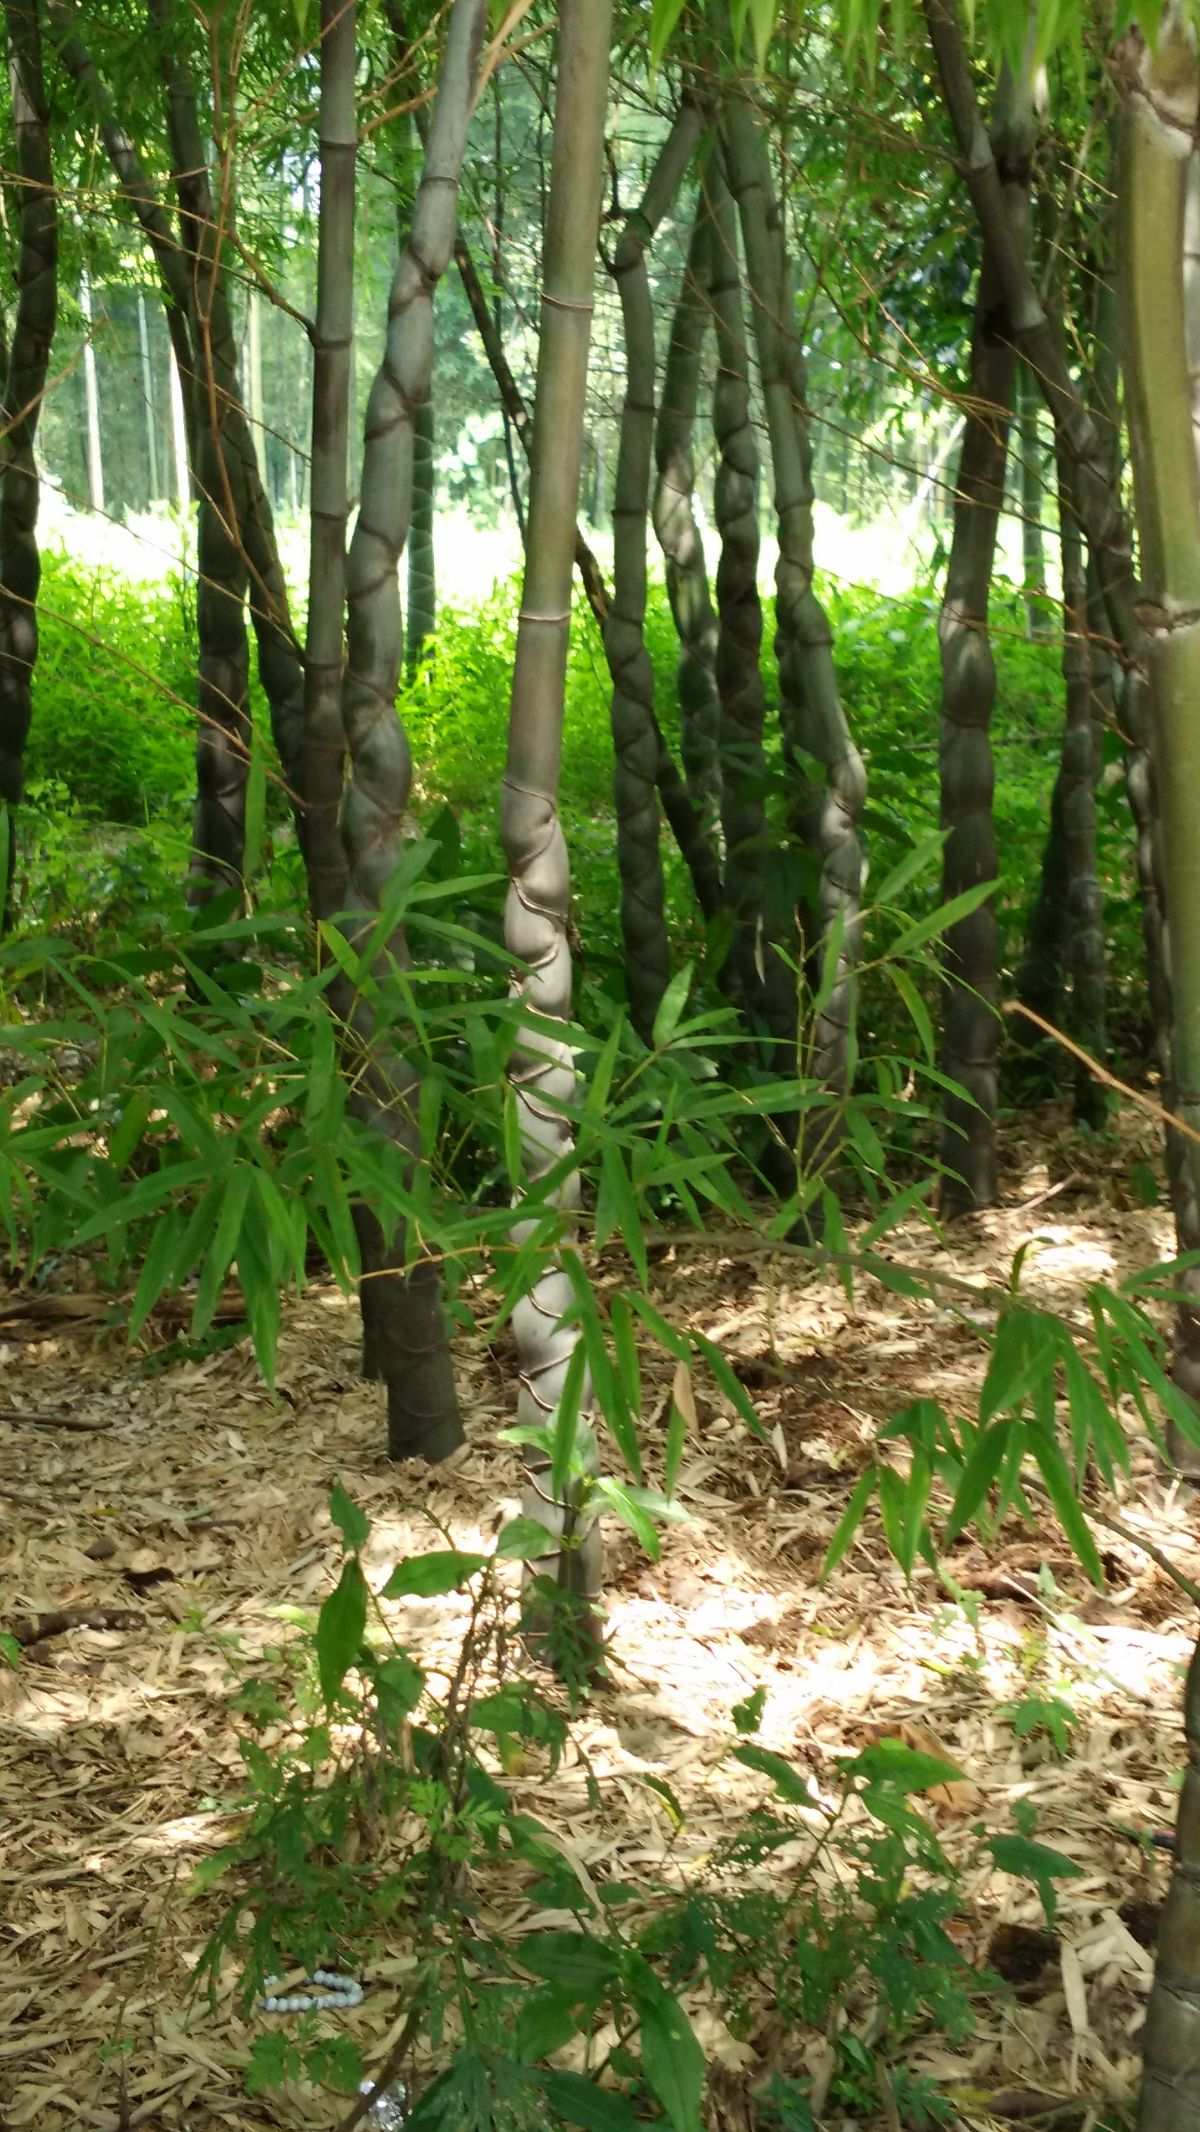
[0,0,56,918]
[137,291,160,502]
[304,0,355,928]
[148,3,251,896]
[456,222,723,928]
[932,60,1034,1215]
[501,0,612,1647]
[724,95,866,1160]
[338,0,485,1463]
[168,326,192,508]
[709,164,782,1031]
[725,107,863,1086]
[1018,362,1051,639]
[247,285,264,458]
[605,106,703,1043]
[151,12,307,845]
[1055,447,1106,1125]
[493,74,525,540]
[1168,145,1200,1482]
[55,2,309,853]
[406,395,436,676]
[653,193,722,850]
[80,274,105,514]
[1117,31,1200,2125]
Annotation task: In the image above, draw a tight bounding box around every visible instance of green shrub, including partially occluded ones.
[27,548,195,820]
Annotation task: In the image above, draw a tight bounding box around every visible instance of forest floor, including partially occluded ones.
[1,1106,1195,2132]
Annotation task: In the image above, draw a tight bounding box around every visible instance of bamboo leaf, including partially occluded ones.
[648,0,687,77]
[382,1551,488,1597]
[732,1743,816,1804]
[945,1421,1011,1542]
[820,1467,878,1580]
[845,1738,965,1792]
[1030,1427,1104,1586]
[631,1967,704,2132]
[317,1558,368,1707]
[329,1483,370,1554]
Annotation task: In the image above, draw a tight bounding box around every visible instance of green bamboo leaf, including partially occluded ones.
[890,878,996,959]
[691,1332,767,1440]
[648,0,687,76]
[536,2070,644,2132]
[632,1967,704,2132]
[317,1558,368,1707]
[748,0,779,68]
[597,1142,647,1289]
[873,829,945,907]
[127,1210,184,1343]
[731,1743,816,1805]
[611,1296,641,1415]
[845,1738,965,1792]
[329,1483,370,1554]
[944,1421,1011,1543]
[382,1550,488,1598]
[69,1157,211,1245]
[516,1987,582,2063]
[595,1475,660,1560]
[191,1165,251,1340]
[626,1291,693,1363]
[495,1516,559,1560]
[651,963,693,1049]
[521,1931,619,1994]
[584,1011,624,1117]
[503,1085,525,1192]
[820,1467,878,1580]
[989,1831,1083,1926]
[1029,1427,1104,1586]
[883,963,935,1064]
[551,1341,588,1500]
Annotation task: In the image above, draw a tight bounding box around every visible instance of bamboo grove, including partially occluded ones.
[9,0,1200,2121]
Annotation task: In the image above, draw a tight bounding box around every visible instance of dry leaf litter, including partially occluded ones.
[0,1110,1192,2130]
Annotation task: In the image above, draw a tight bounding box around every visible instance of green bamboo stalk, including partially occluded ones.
[605,105,704,1043]
[1017,363,1051,640]
[653,192,722,845]
[338,0,486,1463]
[709,162,783,1033]
[935,57,1036,1214]
[0,0,56,921]
[456,226,722,923]
[501,0,613,1648]
[149,7,307,851]
[722,92,866,1106]
[303,0,356,926]
[1117,24,1200,2124]
[407,394,437,676]
[1054,446,1106,1127]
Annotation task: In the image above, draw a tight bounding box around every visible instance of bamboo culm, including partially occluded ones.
[653,194,722,847]
[0,0,57,919]
[303,0,356,926]
[337,0,486,1463]
[708,162,784,1034]
[934,57,1035,1214]
[1055,447,1106,1128]
[500,0,613,1646]
[722,94,866,1112]
[149,7,307,842]
[1116,23,1200,2125]
[455,229,721,923]
[604,104,704,1043]
[407,395,437,676]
